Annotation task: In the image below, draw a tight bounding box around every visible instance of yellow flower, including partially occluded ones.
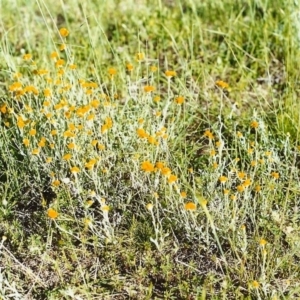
[165,70,177,77]
[251,280,260,289]
[52,180,60,187]
[250,120,259,129]
[59,27,69,37]
[144,85,155,93]
[168,174,178,184]
[147,135,158,145]
[210,150,216,156]
[59,44,66,51]
[237,185,245,192]
[101,124,108,133]
[153,95,161,102]
[63,130,75,138]
[137,128,148,139]
[248,148,254,154]
[136,52,145,61]
[180,191,187,198]
[23,53,32,60]
[259,239,267,246]
[126,63,134,71]
[141,161,155,172]
[237,172,246,180]
[29,128,36,136]
[184,202,196,211]
[51,130,57,136]
[63,153,72,161]
[48,208,58,219]
[70,166,80,174]
[243,178,252,187]
[255,185,261,192]
[161,167,171,177]
[23,138,30,147]
[38,137,46,148]
[14,72,22,79]
[87,113,95,121]
[108,67,117,76]
[91,99,100,108]
[199,198,208,207]
[146,203,153,211]
[219,176,228,183]
[24,85,39,95]
[50,51,59,59]
[203,130,214,140]
[175,96,184,105]
[101,205,110,212]
[150,65,157,72]
[36,69,48,75]
[44,89,52,97]
[230,194,237,201]
[55,59,65,68]
[223,189,230,195]
[9,82,22,91]
[91,140,98,146]
[32,148,40,155]
[46,157,52,163]
[215,80,229,89]
[68,123,76,131]
[85,158,97,170]
[237,131,243,138]
[271,172,280,179]
[156,161,165,170]
[0,104,7,114]
[98,143,105,150]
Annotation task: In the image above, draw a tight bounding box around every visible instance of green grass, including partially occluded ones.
[1,0,300,299]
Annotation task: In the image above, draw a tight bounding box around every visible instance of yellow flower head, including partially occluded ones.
[108,67,117,76]
[136,52,145,61]
[180,191,187,198]
[101,205,110,212]
[175,96,185,105]
[184,202,196,211]
[219,176,228,183]
[146,203,154,211]
[141,161,155,172]
[63,153,72,161]
[126,63,134,71]
[23,53,32,60]
[48,208,58,219]
[271,172,280,179]
[59,28,69,37]
[150,65,157,72]
[250,120,259,129]
[23,138,30,147]
[215,80,229,89]
[203,130,214,140]
[251,280,260,289]
[259,239,267,246]
[144,85,155,93]
[168,174,178,184]
[70,166,80,174]
[32,148,40,155]
[165,70,177,77]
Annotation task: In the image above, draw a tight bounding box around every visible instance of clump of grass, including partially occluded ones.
[0,0,300,299]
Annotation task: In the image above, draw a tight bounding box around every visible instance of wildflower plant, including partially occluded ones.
[1,1,300,299]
